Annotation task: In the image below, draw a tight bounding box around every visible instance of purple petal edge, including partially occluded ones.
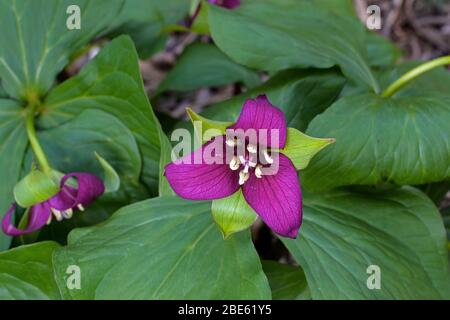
[230,95,287,148]
[2,203,51,236]
[242,153,302,238]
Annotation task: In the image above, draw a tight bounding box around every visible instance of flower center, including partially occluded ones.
[226,137,273,185]
[47,203,85,225]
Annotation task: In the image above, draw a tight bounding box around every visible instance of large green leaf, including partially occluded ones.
[0,241,61,299]
[38,36,165,195]
[0,81,8,98]
[0,0,123,100]
[0,99,28,251]
[282,187,450,299]
[199,69,345,132]
[157,42,261,94]
[38,109,144,199]
[442,207,450,243]
[112,0,190,58]
[302,93,450,191]
[24,109,148,243]
[208,0,378,91]
[366,32,401,68]
[262,261,310,300]
[53,196,271,299]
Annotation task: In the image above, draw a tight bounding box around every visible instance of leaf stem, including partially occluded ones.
[381,56,450,97]
[25,102,51,174]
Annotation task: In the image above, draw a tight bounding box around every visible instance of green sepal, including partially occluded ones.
[191,1,210,35]
[281,128,335,170]
[13,170,59,208]
[212,189,257,239]
[95,153,120,193]
[186,107,233,143]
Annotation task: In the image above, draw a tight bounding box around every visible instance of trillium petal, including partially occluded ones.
[49,173,105,210]
[242,153,302,238]
[165,138,240,200]
[208,0,241,9]
[2,203,51,236]
[230,95,287,148]
[48,185,77,211]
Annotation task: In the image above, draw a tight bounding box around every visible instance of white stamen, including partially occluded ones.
[62,208,73,219]
[77,203,85,211]
[247,143,257,154]
[255,165,263,178]
[243,163,250,174]
[51,208,63,221]
[248,154,257,167]
[239,155,246,164]
[239,170,249,185]
[263,150,274,164]
[226,138,236,147]
[46,214,52,225]
[229,156,240,171]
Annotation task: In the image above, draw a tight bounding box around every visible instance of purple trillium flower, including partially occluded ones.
[2,173,104,236]
[208,0,241,9]
[165,95,302,238]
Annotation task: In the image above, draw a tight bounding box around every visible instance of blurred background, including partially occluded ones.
[355,0,449,59]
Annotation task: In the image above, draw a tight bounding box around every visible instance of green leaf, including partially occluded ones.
[199,69,346,132]
[158,133,175,197]
[262,260,310,300]
[442,207,450,243]
[30,109,148,243]
[13,170,59,208]
[212,189,257,238]
[0,81,8,98]
[282,187,450,299]
[0,99,28,250]
[95,153,120,193]
[37,109,144,199]
[208,0,378,91]
[190,1,210,34]
[112,0,191,58]
[0,0,124,100]
[39,36,165,195]
[53,196,271,299]
[0,241,61,299]
[366,32,401,68]
[281,128,335,171]
[302,93,450,191]
[157,43,261,94]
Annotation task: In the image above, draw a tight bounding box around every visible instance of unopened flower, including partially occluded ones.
[2,173,104,236]
[165,95,302,238]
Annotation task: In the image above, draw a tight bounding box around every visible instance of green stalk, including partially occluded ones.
[381,56,450,97]
[25,103,51,174]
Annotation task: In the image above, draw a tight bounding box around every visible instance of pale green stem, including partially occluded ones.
[381,56,450,97]
[25,103,51,174]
